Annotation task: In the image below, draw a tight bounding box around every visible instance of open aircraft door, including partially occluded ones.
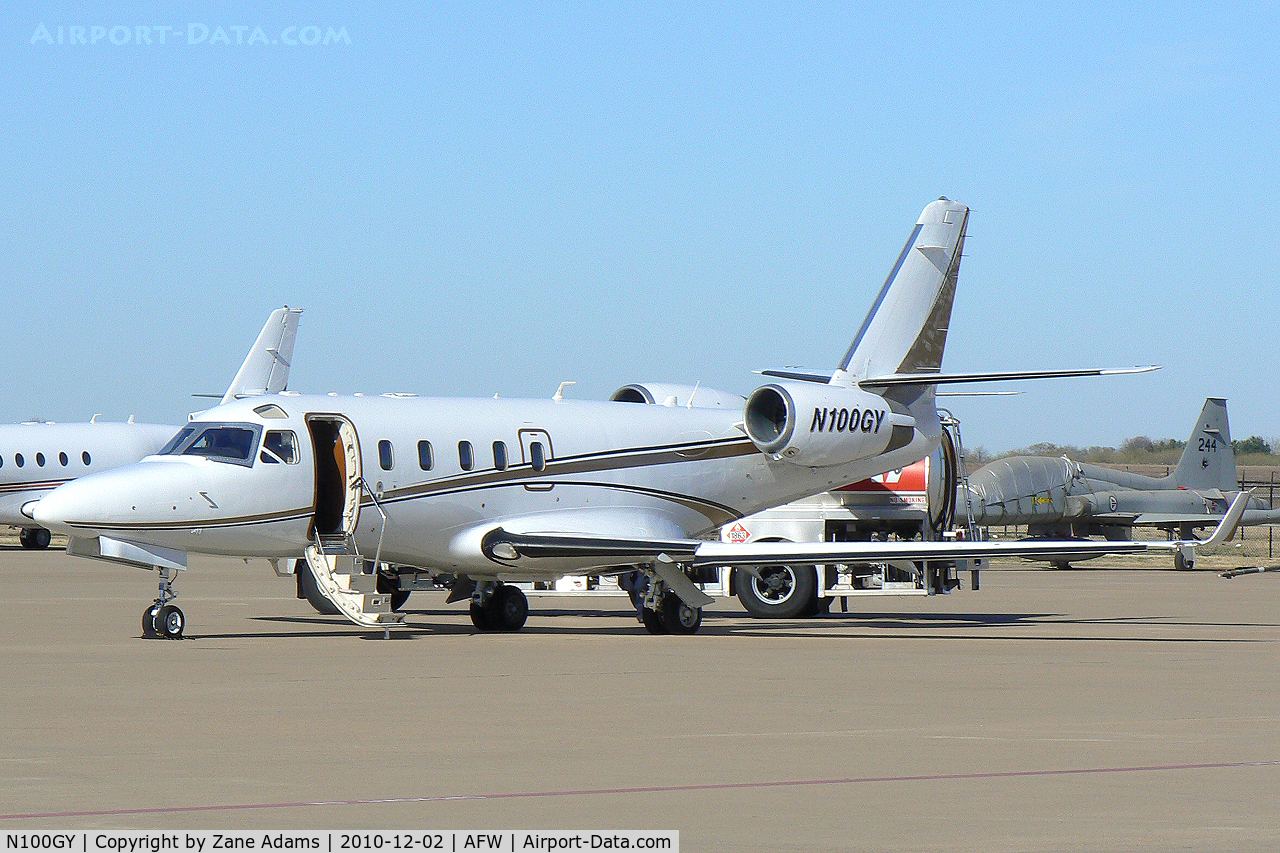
[306,414,363,537]
[298,415,403,629]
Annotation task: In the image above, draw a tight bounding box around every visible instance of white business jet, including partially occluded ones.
[3,308,301,548]
[33,199,1239,639]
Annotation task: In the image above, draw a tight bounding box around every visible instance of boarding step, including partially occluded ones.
[318,532,355,555]
[303,541,405,629]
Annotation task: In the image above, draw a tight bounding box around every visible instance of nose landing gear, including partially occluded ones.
[142,566,184,639]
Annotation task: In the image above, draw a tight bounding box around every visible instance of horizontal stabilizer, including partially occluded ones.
[756,369,835,384]
[859,366,1159,388]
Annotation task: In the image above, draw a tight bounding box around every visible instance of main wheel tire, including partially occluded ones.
[640,606,668,635]
[469,601,493,631]
[142,604,161,638]
[19,528,50,550]
[375,571,411,611]
[296,560,342,615]
[157,605,184,639]
[660,595,702,634]
[1174,551,1193,571]
[491,586,529,632]
[735,564,817,618]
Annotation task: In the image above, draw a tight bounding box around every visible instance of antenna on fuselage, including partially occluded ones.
[552,381,576,402]
[686,381,701,409]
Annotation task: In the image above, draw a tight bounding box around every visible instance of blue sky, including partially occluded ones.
[3,3,1276,450]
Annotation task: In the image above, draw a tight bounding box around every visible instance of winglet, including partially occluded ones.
[221,307,303,404]
[1201,489,1252,549]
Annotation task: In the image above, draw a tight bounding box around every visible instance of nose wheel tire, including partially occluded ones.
[157,605,185,639]
[142,604,162,638]
[141,566,183,639]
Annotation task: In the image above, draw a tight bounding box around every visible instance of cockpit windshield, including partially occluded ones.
[158,426,196,456]
[161,423,262,467]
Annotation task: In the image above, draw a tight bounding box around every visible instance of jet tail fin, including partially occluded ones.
[220,307,303,404]
[1170,398,1236,491]
[833,198,968,386]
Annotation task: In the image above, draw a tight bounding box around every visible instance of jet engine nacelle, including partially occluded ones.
[610,383,744,409]
[743,382,915,467]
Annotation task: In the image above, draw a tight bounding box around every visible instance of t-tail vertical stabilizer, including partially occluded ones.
[835,197,969,386]
[220,307,303,404]
[1171,397,1237,492]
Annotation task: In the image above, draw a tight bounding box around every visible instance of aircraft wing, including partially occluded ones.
[487,528,1156,566]
[695,538,1156,566]
[482,492,1251,599]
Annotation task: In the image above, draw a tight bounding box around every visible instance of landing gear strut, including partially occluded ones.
[142,566,184,639]
[469,582,529,632]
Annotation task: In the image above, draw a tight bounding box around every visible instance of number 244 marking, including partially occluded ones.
[1198,437,1218,452]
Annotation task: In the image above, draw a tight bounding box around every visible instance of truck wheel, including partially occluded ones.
[802,595,833,617]
[735,565,817,618]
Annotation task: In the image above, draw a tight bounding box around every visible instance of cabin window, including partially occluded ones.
[260,430,299,465]
[35,453,45,467]
[418,440,434,471]
[493,441,508,471]
[82,451,91,466]
[458,440,474,471]
[378,440,394,471]
[15,454,23,468]
[59,452,68,466]
[530,441,546,472]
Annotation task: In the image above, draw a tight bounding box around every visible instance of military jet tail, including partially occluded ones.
[1170,398,1237,492]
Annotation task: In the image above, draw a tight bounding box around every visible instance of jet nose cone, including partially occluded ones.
[32,474,118,536]
[30,486,77,535]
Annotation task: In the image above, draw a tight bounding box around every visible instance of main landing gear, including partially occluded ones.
[18,527,51,550]
[142,566,184,639]
[469,582,529,632]
[638,574,703,635]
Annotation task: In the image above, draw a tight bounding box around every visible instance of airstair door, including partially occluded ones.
[300,415,402,628]
[307,415,362,537]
